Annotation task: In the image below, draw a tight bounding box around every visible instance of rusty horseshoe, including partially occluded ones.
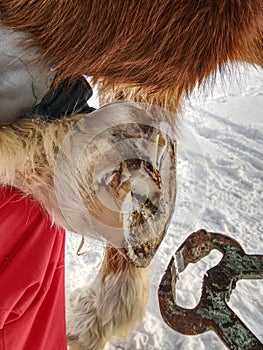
[158,229,263,350]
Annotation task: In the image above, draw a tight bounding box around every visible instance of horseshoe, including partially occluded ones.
[158,229,263,350]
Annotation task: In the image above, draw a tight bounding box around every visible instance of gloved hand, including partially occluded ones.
[30,77,95,121]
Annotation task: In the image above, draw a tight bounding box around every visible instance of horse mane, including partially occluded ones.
[0,0,262,110]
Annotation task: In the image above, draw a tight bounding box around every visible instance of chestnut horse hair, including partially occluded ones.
[0,0,262,111]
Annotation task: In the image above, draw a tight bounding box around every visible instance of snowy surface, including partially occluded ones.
[66,64,263,350]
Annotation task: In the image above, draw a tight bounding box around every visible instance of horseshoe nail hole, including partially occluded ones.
[228,280,263,342]
[176,249,223,308]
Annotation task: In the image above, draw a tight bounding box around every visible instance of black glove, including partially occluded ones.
[29,77,96,121]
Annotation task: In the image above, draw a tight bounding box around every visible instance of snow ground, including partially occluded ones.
[66,64,263,350]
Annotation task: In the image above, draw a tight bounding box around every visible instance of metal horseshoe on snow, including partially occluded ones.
[158,229,263,350]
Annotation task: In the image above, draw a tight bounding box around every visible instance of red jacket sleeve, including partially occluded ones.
[0,187,65,329]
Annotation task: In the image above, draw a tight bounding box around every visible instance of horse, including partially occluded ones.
[0,1,262,349]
